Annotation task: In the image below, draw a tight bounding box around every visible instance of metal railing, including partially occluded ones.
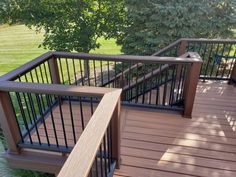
[52,52,202,112]
[153,38,236,81]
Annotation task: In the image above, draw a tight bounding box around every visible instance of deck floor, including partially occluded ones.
[114,81,236,177]
[29,81,236,176]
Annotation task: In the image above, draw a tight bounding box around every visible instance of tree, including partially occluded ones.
[119,0,236,55]
[6,0,125,76]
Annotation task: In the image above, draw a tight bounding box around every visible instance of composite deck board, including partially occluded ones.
[115,81,236,177]
[28,81,236,176]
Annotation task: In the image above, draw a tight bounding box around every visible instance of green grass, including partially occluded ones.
[0,24,121,76]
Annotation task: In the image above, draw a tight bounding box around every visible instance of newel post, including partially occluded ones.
[229,62,236,84]
[0,91,21,154]
[111,97,121,169]
[48,56,61,84]
[183,60,202,118]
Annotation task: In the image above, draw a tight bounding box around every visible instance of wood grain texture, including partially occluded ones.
[115,81,236,177]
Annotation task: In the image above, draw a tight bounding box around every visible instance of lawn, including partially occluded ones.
[0,24,121,76]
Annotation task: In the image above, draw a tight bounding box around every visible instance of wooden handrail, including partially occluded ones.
[53,51,202,64]
[0,52,53,81]
[58,89,122,177]
[0,81,116,97]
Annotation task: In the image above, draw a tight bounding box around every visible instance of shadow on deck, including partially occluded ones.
[4,81,236,177]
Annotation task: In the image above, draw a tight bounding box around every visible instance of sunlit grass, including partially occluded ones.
[0,24,121,76]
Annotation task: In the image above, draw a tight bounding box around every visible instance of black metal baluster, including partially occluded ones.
[128,62,132,100]
[58,96,68,148]
[43,62,50,84]
[68,96,76,144]
[103,136,108,177]
[155,64,161,105]
[72,59,77,85]
[65,58,71,85]
[204,43,214,80]
[19,76,33,124]
[79,97,85,130]
[35,94,50,146]
[169,66,176,106]
[176,65,184,101]
[149,64,154,104]
[79,59,84,86]
[45,94,59,147]
[221,44,233,78]
[216,44,226,77]
[16,92,33,144]
[100,61,104,85]
[39,65,45,83]
[162,69,168,106]
[107,125,111,173]
[99,145,104,177]
[200,43,208,75]
[87,60,91,86]
[107,61,110,86]
[93,60,97,86]
[28,93,41,145]
[210,43,220,77]
[180,65,187,99]
[135,63,139,103]
[90,97,94,116]
[34,68,46,111]
[142,64,146,104]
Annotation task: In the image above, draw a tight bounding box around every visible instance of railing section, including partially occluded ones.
[58,89,122,177]
[155,38,236,81]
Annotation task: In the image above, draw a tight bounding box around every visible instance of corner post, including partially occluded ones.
[0,92,21,154]
[111,97,121,169]
[48,56,61,84]
[229,62,236,84]
[183,61,202,118]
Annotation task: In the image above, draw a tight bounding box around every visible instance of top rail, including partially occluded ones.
[0,50,202,82]
[0,52,53,82]
[53,51,202,63]
[58,89,122,177]
[0,81,115,97]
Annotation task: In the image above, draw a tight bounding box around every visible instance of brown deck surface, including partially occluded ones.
[29,81,236,176]
[114,81,236,177]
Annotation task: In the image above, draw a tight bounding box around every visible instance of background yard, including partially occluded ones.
[0,25,121,76]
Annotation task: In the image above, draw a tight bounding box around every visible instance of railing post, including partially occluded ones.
[178,40,188,56]
[183,61,202,118]
[48,57,61,84]
[229,62,236,84]
[111,97,121,169]
[176,40,188,80]
[0,91,21,154]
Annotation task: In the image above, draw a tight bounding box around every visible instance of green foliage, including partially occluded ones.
[7,0,125,53]
[120,0,236,55]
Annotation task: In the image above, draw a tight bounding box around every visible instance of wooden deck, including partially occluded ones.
[4,81,236,176]
[114,81,236,177]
